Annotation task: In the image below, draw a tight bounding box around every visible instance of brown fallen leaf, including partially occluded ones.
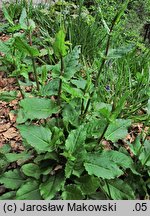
[8,112,16,122]
[0,79,7,88]
[7,78,16,85]
[132,123,143,134]
[125,133,135,143]
[0,123,11,133]
[10,140,24,152]
[2,127,18,139]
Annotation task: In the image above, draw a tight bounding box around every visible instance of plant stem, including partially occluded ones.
[31,57,40,91]
[26,10,39,91]
[57,56,64,106]
[16,77,24,99]
[97,123,109,144]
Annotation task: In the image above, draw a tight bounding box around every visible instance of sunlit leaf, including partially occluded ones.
[18,125,53,153]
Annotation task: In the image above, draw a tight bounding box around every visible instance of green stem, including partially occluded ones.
[26,9,39,91]
[80,98,85,115]
[98,122,109,145]
[31,57,40,91]
[57,56,64,106]
[16,77,24,99]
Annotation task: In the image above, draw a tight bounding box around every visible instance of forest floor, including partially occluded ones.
[0,33,24,153]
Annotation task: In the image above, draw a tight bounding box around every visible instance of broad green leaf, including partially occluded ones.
[16,180,41,200]
[48,64,60,78]
[139,140,150,166]
[19,8,28,30]
[0,144,11,154]
[16,108,28,124]
[0,40,10,54]
[65,154,85,178]
[0,91,17,102]
[34,152,59,163]
[36,65,55,74]
[51,46,81,80]
[5,151,33,163]
[62,83,84,98]
[62,184,84,200]
[0,169,25,190]
[50,126,64,146]
[0,23,9,33]
[85,140,97,152]
[28,19,36,31]
[62,104,80,128]
[84,153,123,180]
[14,37,39,57]
[63,45,81,80]
[101,150,138,174]
[71,78,86,90]
[0,191,16,200]
[0,153,9,173]
[85,118,107,138]
[21,163,41,179]
[84,149,138,179]
[89,191,107,200]
[39,48,48,57]
[39,166,53,176]
[53,28,68,58]
[18,125,52,153]
[128,136,142,156]
[40,172,65,200]
[65,125,86,156]
[19,97,59,120]
[75,175,99,195]
[40,79,59,96]
[94,102,112,119]
[19,10,35,31]
[104,119,131,142]
[103,179,135,200]
[7,24,21,32]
